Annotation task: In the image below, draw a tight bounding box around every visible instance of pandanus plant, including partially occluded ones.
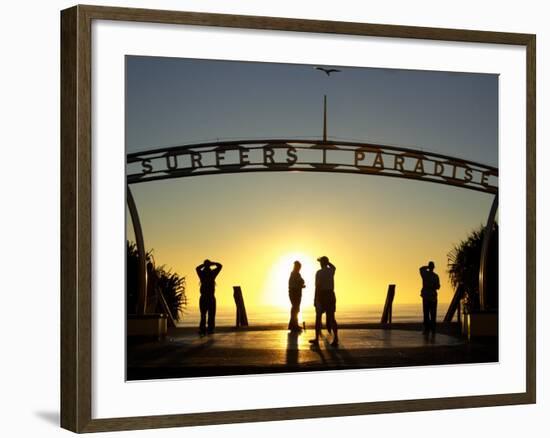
[127,240,187,320]
[447,224,498,312]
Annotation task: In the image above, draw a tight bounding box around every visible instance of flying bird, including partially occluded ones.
[315,67,342,76]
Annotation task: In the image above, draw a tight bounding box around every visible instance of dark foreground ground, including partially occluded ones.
[127,323,498,381]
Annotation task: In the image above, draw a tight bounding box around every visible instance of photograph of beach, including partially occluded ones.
[125,56,499,380]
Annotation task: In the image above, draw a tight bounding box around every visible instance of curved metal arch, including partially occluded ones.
[127,139,498,195]
[479,194,498,311]
[127,186,147,315]
[126,138,499,316]
[127,139,497,169]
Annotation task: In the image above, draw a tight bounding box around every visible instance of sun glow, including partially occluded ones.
[263,252,317,309]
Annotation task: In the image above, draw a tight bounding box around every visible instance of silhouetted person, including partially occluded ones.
[288,261,305,332]
[420,261,440,335]
[309,256,339,347]
[196,259,223,335]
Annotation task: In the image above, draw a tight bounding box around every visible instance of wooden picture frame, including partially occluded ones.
[60,4,536,433]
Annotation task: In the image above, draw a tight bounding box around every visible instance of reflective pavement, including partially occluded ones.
[127,328,471,378]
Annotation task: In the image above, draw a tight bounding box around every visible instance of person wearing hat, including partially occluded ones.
[310,256,339,347]
[419,261,440,335]
[196,259,223,335]
[288,261,306,332]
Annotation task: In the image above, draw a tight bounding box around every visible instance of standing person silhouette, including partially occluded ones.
[196,259,223,335]
[288,261,305,332]
[310,256,339,347]
[419,261,440,335]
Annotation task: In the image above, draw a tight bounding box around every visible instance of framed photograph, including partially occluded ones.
[60,4,536,433]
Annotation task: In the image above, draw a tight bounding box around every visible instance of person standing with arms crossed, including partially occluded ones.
[419,261,440,335]
[310,256,339,347]
[288,260,306,332]
[196,259,223,336]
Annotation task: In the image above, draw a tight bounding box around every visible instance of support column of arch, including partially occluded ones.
[127,186,147,315]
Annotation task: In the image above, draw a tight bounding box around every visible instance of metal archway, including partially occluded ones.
[127,139,498,315]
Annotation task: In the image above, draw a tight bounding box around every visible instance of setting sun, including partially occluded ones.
[263,252,317,309]
[122,52,501,384]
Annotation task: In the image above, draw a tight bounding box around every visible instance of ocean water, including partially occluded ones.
[176,303,450,327]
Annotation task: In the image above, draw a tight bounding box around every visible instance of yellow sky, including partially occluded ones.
[125,57,498,322]
[128,171,494,317]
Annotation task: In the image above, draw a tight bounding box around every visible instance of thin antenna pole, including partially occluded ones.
[323,94,327,142]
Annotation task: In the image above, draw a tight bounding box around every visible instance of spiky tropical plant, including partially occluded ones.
[154,265,188,320]
[447,224,498,312]
[126,240,187,320]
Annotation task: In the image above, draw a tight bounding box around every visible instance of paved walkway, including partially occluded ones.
[127,328,497,380]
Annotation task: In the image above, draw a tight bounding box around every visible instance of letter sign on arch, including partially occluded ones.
[126,139,498,314]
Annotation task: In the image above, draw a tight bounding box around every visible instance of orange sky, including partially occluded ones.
[127,171,494,316]
[126,57,497,322]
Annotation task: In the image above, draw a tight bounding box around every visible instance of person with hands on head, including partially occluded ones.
[196,259,223,336]
[309,256,339,347]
